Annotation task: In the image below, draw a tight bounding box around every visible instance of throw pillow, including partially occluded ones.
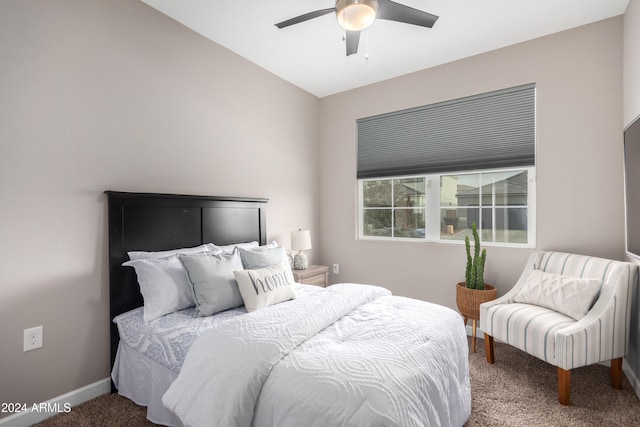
[513,269,602,320]
[233,261,296,312]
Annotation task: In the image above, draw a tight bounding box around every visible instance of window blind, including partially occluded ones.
[357,84,536,179]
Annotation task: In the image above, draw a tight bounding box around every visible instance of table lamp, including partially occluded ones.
[291,229,312,270]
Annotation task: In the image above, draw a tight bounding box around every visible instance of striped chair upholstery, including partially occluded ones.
[480,251,637,405]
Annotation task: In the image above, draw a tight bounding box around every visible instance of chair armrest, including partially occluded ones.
[555,263,638,370]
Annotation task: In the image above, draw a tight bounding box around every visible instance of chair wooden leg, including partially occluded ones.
[611,358,623,389]
[558,368,571,406]
[471,319,477,353]
[484,333,494,364]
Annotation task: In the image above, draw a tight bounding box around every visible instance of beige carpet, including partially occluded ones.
[35,338,640,426]
[464,338,640,426]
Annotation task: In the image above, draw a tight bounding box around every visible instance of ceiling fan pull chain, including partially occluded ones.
[365,29,369,60]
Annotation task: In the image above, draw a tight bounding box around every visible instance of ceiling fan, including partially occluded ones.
[275,0,439,56]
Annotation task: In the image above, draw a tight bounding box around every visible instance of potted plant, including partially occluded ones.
[464,222,487,290]
[456,223,497,351]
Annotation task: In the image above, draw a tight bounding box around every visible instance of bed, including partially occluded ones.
[107,191,471,427]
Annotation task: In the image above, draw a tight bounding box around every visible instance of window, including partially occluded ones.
[362,177,426,238]
[357,84,536,247]
[438,169,533,244]
[359,167,535,246]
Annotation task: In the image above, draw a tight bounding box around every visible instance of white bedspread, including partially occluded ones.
[162,283,471,427]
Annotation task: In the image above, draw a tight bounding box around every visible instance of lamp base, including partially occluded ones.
[293,252,308,270]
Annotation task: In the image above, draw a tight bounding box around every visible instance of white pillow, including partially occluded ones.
[212,240,279,254]
[233,261,296,312]
[180,251,245,317]
[239,246,290,270]
[127,243,216,261]
[513,269,602,320]
[123,255,195,322]
[212,241,260,254]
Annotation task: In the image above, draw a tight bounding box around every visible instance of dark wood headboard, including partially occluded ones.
[106,191,268,388]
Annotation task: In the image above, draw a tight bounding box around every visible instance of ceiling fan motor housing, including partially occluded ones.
[336,0,379,31]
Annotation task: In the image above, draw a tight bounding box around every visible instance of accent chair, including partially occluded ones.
[479,251,637,405]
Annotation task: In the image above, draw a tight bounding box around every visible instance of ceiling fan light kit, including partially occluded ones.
[336,0,378,31]
[275,0,439,56]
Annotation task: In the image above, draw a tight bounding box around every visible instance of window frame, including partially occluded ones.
[358,166,536,248]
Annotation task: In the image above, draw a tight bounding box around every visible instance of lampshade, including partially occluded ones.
[336,0,378,31]
[291,229,312,251]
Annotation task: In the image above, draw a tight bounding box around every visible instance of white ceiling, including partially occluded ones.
[141,0,629,98]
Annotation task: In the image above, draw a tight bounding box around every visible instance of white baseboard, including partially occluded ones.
[466,327,640,401]
[0,378,111,427]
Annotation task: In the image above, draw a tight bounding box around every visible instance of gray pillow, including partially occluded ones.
[239,246,289,270]
[179,251,244,317]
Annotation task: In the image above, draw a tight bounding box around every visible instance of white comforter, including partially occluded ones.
[162,284,471,427]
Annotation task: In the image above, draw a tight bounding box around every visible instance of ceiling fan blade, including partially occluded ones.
[345,30,360,56]
[376,0,439,28]
[275,8,336,29]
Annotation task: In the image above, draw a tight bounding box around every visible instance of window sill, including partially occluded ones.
[357,235,536,249]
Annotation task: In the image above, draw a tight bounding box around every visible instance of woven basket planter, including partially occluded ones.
[456,282,497,320]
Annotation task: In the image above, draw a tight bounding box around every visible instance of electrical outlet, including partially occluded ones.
[23,326,43,352]
[333,264,340,274]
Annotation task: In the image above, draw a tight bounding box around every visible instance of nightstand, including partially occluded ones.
[292,265,329,287]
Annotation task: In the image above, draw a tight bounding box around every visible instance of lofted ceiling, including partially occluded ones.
[140,0,629,98]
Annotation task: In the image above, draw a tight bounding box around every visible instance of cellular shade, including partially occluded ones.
[357,84,536,179]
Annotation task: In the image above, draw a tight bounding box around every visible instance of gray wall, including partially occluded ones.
[0,0,320,414]
[624,0,640,386]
